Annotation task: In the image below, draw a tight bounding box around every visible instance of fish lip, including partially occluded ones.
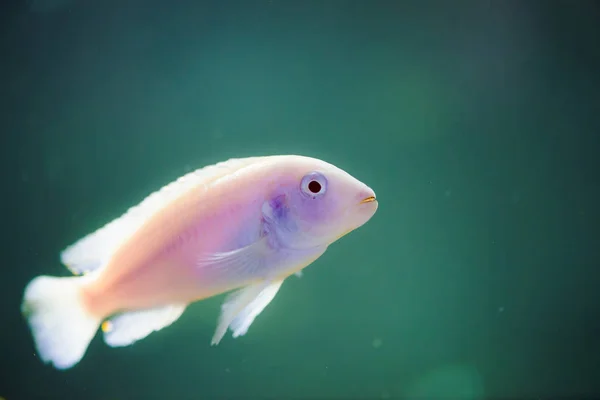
[359,196,377,204]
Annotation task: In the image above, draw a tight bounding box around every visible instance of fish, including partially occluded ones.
[21,155,378,370]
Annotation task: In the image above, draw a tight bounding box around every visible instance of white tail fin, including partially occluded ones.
[21,275,101,370]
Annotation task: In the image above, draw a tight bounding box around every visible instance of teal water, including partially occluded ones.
[2,1,599,399]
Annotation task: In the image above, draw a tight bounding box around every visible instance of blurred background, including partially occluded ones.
[1,0,599,399]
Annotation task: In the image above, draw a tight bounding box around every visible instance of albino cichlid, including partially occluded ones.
[21,155,378,370]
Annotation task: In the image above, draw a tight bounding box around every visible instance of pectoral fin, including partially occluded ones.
[211,280,284,345]
[197,236,273,279]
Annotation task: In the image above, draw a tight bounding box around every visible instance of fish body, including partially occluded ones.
[21,155,378,370]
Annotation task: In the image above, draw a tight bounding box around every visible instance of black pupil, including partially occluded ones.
[308,180,321,194]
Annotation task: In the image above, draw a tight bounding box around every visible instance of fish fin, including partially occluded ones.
[211,279,284,345]
[102,304,187,347]
[229,280,284,338]
[61,157,265,276]
[197,236,273,278]
[21,275,102,370]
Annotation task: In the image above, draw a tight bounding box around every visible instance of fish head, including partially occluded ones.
[266,156,378,249]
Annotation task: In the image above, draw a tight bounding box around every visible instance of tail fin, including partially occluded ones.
[21,275,102,370]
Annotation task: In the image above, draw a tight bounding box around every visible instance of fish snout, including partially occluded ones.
[358,187,377,205]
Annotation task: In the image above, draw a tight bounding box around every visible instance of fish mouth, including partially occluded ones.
[359,196,377,204]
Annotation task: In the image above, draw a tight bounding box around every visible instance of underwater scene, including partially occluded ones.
[2,1,599,399]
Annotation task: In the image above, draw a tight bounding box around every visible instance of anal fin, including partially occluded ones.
[102,304,186,347]
[211,280,284,345]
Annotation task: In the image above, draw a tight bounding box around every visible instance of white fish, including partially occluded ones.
[21,155,378,369]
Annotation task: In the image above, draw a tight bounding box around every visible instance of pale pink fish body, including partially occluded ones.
[21,155,378,370]
[84,157,279,315]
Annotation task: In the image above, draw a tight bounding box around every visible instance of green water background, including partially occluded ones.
[1,1,599,399]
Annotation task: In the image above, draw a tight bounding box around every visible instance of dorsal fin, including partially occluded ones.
[60,157,265,275]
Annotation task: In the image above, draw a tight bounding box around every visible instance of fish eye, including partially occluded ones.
[308,180,321,193]
[301,172,327,198]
